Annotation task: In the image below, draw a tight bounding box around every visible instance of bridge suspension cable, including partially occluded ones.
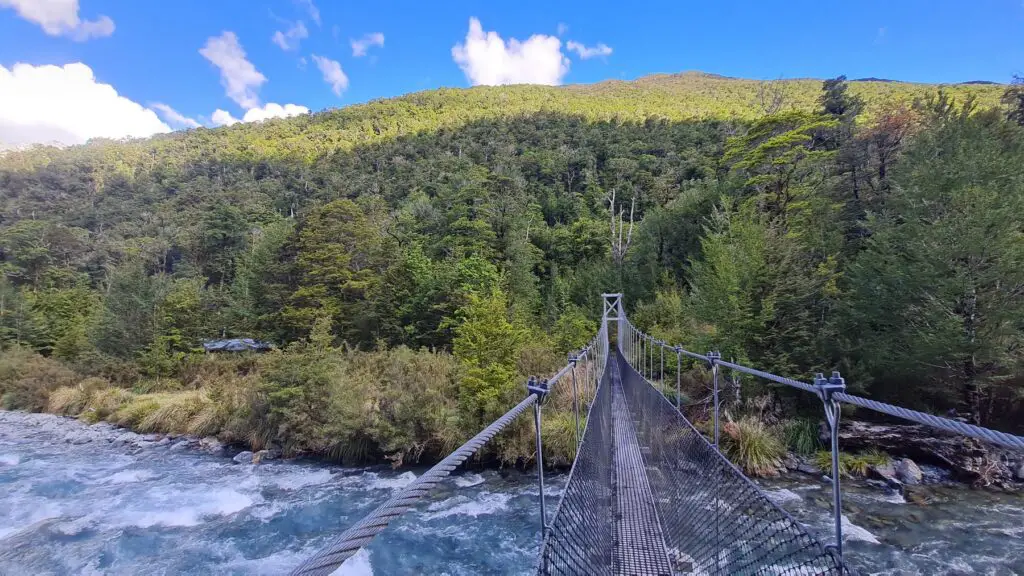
[294,293,1022,575]
[620,310,1024,562]
[291,321,609,576]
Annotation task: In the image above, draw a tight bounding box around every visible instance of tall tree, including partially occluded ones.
[845,108,1024,423]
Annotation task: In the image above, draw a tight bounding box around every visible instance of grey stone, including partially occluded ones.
[252,449,280,464]
[169,440,193,452]
[783,453,800,471]
[869,462,903,489]
[233,451,254,464]
[1014,462,1024,482]
[198,437,225,455]
[894,458,923,485]
[796,462,820,475]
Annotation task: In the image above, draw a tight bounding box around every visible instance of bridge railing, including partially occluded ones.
[290,318,610,576]
[618,312,1024,562]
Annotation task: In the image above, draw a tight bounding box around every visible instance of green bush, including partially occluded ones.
[0,346,79,411]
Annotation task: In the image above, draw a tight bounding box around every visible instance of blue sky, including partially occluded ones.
[1,0,1022,145]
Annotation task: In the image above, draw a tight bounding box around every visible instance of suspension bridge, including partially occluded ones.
[291,294,1024,576]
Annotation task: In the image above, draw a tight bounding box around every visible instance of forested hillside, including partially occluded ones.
[0,72,1020,472]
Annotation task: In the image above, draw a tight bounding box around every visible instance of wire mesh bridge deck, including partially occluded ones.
[539,349,846,576]
[291,293,1024,576]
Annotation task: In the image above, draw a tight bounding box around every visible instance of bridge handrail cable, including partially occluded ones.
[622,318,1024,451]
[291,328,607,575]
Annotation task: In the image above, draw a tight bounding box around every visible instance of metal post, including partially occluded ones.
[708,352,721,449]
[648,335,653,379]
[527,376,550,540]
[816,371,846,559]
[659,343,664,386]
[675,346,682,410]
[569,353,581,448]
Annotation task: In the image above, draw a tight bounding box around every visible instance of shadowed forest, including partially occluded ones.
[0,72,1021,473]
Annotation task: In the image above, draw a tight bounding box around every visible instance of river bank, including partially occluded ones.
[3,410,1024,574]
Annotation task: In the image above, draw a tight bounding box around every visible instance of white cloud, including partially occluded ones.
[151,102,201,129]
[0,0,114,41]
[350,32,385,57]
[211,109,240,127]
[557,23,568,36]
[295,0,320,26]
[211,104,309,127]
[451,18,570,86]
[0,62,170,146]
[566,41,613,60]
[311,54,349,96]
[242,103,309,123]
[200,31,267,109]
[272,20,308,51]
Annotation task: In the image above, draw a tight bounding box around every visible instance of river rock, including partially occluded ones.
[894,458,923,485]
[783,453,800,471]
[869,462,903,489]
[795,458,819,476]
[1014,462,1024,482]
[198,437,225,455]
[232,451,254,464]
[252,449,280,464]
[838,420,1014,487]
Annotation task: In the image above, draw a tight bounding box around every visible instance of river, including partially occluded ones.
[1,411,1022,575]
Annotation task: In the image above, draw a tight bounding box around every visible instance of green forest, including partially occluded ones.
[0,72,1021,473]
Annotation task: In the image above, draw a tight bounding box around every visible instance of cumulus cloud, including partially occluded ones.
[200,31,267,109]
[311,54,349,96]
[566,41,613,60]
[0,62,170,146]
[350,32,385,57]
[151,103,201,129]
[211,104,308,127]
[295,0,320,26]
[0,0,114,41]
[211,109,240,127]
[451,18,570,86]
[242,103,309,123]
[272,20,308,51]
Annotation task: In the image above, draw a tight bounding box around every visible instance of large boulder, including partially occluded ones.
[838,421,1014,487]
[894,458,923,485]
[232,451,254,464]
[869,461,902,489]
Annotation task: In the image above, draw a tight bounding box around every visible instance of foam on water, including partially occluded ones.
[332,548,374,576]
[104,469,158,484]
[841,514,880,544]
[453,473,485,488]
[114,487,257,528]
[364,470,417,490]
[264,467,335,491]
[0,453,19,466]
[763,488,802,505]
[422,492,511,520]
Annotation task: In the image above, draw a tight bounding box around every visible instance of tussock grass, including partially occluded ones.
[816,450,890,477]
[721,416,786,477]
[784,419,822,455]
[112,396,163,428]
[137,391,210,434]
[84,387,134,423]
[47,386,89,416]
